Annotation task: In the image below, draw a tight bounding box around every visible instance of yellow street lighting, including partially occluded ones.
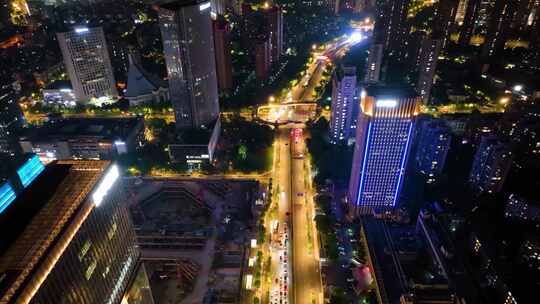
[269,95,276,103]
[500,97,510,105]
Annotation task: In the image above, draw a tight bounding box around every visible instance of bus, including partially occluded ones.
[290,128,305,159]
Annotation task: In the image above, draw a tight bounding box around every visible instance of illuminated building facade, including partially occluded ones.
[158,0,219,129]
[415,119,452,183]
[0,154,45,215]
[57,27,118,103]
[330,66,358,145]
[0,160,141,304]
[469,135,513,193]
[348,87,419,214]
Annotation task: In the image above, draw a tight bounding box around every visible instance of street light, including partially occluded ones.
[513,84,523,92]
[269,96,276,103]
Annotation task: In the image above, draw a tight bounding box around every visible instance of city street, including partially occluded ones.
[290,130,324,304]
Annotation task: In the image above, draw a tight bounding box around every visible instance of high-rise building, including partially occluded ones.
[212,18,233,91]
[373,0,409,58]
[415,119,452,183]
[457,0,481,46]
[255,35,272,81]
[348,86,419,214]
[364,43,383,83]
[210,0,226,16]
[416,37,442,104]
[455,0,470,25]
[262,4,284,63]
[0,160,142,303]
[431,0,458,44]
[330,66,358,145]
[469,135,513,193]
[57,27,118,103]
[0,77,23,156]
[158,0,219,129]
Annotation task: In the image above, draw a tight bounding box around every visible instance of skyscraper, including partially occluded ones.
[373,0,409,58]
[416,37,442,104]
[0,77,23,156]
[158,0,219,129]
[0,160,141,303]
[255,35,272,81]
[212,18,233,91]
[330,66,358,145]
[348,86,419,215]
[57,27,118,103]
[415,119,452,183]
[364,43,383,83]
[262,4,284,63]
[469,135,513,193]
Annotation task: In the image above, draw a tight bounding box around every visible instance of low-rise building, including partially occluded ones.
[124,54,168,106]
[169,118,221,169]
[19,117,144,163]
[42,80,77,107]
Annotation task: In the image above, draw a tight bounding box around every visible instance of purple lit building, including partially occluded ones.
[348,87,419,215]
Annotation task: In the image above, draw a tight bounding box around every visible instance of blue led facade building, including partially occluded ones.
[348,87,419,215]
[0,154,45,215]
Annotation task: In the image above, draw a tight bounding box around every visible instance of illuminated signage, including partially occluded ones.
[17,155,45,188]
[199,2,211,11]
[74,27,89,34]
[0,182,16,214]
[376,99,397,108]
[92,165,119,206]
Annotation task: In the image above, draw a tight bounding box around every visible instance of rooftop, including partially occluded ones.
[20,117,143,142]
[44,80,72,91]
[158,0,208,10]
[365,85,418,99]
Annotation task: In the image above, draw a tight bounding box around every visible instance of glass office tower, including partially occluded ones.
[158,0,219,129]
[0,160,140,304]
[348,87,419,215]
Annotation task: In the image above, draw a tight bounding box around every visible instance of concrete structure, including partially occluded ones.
[124,54,168,106]
[348,86,419,214]
[364,43,383,83]
[469,135,513,193]
[57,27,118,103]
[415,119,452,183]
[212,18,233,91]
[158,0,219,129]
[0,160,141,304]
[42,80,77,107]
[330,66,358,145]
[19,117,144,163]
[416,37,442,104]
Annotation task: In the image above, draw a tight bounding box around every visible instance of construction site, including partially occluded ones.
[125,177,263,304]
